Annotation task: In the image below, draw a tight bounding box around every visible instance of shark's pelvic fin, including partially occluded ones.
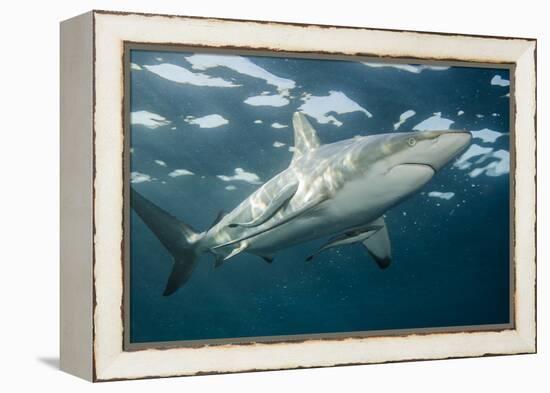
[291,112,321,163]
[213,194,328,250]
[222,242,248,261]
[211,238,251,267]
[261,255,274,264]
[362,217,392,269]
[130,188,204,296]
[305,225,382,261]
[228,182,299,228]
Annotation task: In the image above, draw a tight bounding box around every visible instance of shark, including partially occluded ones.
[131,112,471,296]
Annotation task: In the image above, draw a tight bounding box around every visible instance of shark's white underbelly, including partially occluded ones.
[243,180,390,254]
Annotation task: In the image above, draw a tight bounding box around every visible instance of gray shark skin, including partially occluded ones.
[131,112,471,295]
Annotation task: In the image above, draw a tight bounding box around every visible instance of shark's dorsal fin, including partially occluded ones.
[291,112,321,163]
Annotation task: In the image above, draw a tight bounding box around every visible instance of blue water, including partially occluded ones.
[129,49,510,343]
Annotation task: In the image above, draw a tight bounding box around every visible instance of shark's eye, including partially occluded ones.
[407,137,417,146]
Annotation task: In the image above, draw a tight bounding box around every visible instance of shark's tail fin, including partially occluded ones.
[130,188,204,296]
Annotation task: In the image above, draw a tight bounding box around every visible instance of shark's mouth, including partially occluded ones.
[398,162,437,174]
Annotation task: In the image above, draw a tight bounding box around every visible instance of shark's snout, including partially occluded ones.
[430,131,472,170]
[409,130,472,171]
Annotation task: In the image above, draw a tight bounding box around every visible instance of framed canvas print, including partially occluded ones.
[60,10,537,382]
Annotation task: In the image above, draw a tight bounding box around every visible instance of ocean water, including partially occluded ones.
[129,49,511,344]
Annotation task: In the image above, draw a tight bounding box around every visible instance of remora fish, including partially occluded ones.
[131,112,471,295]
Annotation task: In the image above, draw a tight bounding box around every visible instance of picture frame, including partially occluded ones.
[60,10,537,382]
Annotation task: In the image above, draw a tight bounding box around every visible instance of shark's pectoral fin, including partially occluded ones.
[213,194,328,250]
[228,182,299,228]
[306,225,381,261]
[362,217,392,269]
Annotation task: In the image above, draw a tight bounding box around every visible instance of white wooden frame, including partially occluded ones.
[60,10,536,382]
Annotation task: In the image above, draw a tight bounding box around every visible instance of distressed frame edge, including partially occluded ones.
[122,42,517,352]
[92,8,538,42]
[512,40,537,354]
[59,11,95,381]
[90,11,537,382]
